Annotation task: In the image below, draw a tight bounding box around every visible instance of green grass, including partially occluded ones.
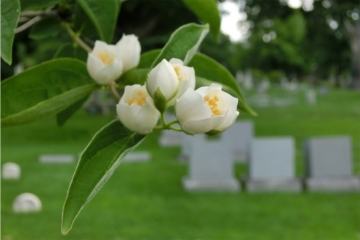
[2,88,360,240]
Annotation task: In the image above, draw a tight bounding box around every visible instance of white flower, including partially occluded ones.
[146,59,178,101]
[87,41,123,85]
[116,84,160,134]
[175,84,239,135]
[116,34,141,73]
[167,58,195,106]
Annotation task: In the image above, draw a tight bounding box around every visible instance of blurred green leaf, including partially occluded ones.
[138,49,161,68]
[117,68,148,86]
[182,0,220,40]
[189,53,256,116]
[54,43,88,62]
[61,120,146,235]
[56,95,90,127]
[29,17,62,40]
[20,0,57,11]
[77,0,120,43]
[151,23,209,68]
[1,0,20,65]
[1,58,98,127]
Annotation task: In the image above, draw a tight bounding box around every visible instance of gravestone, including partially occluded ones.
[158,112,182,147]
[39,154,75,163]
[13,193,42,213]
[182,134,240,192]
[243,69,253,90]
[178,134,194,161]
[304,136,360,191]
[245,137,301,192]
[123,152,151,163]
[305,89,317,104]
[2,162,21,180]
[222,121,254,162]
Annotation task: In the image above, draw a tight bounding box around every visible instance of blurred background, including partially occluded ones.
[2,0,360,239]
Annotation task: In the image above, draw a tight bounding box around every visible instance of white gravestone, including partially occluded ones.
[304,136,360,191]
[245,137,301,192]
[2,162,21,180]
[158,113,182,146]
[178,134,194,161]
[305,89,317,104]
[39,154,74,163]
[182,134,240,192]
[122,152,151,163]
[13,193,42,213]
[243,69,253,90]
[222,121,254,163]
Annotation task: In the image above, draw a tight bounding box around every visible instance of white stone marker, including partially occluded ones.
[305,89,317,104]
[158,112,182,147]
[222,121,254,163]
[178,134,194,161]
[39,154,75,163]
[2,162,21,180]
[13,193,42,213]
[122,152,151,163]
[182,134,240,192]
[246,137,301,192]
[304,136,360,191]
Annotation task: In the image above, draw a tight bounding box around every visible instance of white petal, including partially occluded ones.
[92,40,108,54]
[117,34,141,72]
[169,58,184,65]
[181,115,225,134]
[175,88,211,123]
[95,59,123,84]
[87,54,104,82]
[116,103,140,132]
[134,103,160,134]
[215,110,239,131]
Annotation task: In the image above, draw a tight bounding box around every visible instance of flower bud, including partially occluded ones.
[146,59,178,102]
[175,84,239,135]
[167,58,196,106]
[116,34,141,72]
[87,41,123,85]
[117,84,160,134]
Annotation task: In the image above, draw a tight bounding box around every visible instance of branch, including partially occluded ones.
[15,16,42,33]
[63,23,92,52]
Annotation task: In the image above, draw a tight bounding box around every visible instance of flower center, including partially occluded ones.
[127,90,147,106]
[204,95,221,116]
[98,52,114,66]
[174,66,183,82]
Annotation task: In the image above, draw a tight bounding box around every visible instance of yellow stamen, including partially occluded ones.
[98,52,114,66]
[174,66,183,82]
[127,90,147,106]
[204,94,221,116]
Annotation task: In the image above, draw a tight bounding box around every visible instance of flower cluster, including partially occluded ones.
[87,34,140,85]
[116,59,239,135]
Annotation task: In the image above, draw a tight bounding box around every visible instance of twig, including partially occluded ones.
[63,23,92,53]
[15,16,42,33]
[20,9,57,18]
[110,82,121,101]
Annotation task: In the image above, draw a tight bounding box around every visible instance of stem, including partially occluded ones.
[109,82,121,101]
[63,23,92,52]
[15,16,42,33]
[160,112,167,126]
[169,126,182,132]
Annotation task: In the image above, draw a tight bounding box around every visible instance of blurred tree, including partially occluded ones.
[235,0,359,88]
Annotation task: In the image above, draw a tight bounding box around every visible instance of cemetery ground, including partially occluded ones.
[2,88,360,240]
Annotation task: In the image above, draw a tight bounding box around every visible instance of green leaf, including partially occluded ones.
[117,68,148,87]
[1,0,20,65]
[189,53,257,116]
[61,120,146,235]
[56,95,90,127]
[77,0,120,43]
[138,49,161,68]
[29,17,62,40]
[151,23,209,68]
[182,0,221,40]
[1,58,98,127]
[20,0,57,11]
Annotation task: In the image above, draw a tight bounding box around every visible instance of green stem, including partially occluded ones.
[63,23,92,53]
[109,81,121,101]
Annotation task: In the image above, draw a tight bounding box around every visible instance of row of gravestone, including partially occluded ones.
[159,121,360,192]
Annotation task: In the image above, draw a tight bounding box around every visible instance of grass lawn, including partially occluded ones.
[2,88,360,240]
